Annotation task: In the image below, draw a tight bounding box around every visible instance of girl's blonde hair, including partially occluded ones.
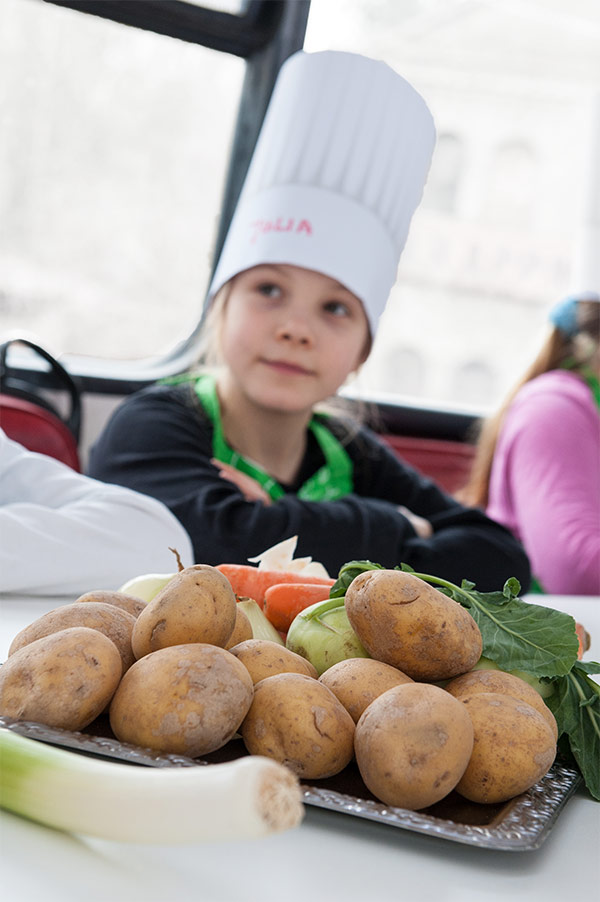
[194,282,233,369]
[459,299,600,508]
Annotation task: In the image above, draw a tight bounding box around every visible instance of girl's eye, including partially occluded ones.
[256,282,282,298]
[323,299,351,318]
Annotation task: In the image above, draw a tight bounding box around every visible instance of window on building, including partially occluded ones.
[481,140,537,227]
[422,133,463,215]
[453,360,496,407]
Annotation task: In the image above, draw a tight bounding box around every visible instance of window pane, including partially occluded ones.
[305,0,600,411]
[0,0,244,360]
[185,1,244,10]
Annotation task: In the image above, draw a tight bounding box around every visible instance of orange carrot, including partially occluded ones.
[216,564,334,609]
[263,582,334,632]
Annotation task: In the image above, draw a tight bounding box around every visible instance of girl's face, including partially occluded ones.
[218,264,370,416]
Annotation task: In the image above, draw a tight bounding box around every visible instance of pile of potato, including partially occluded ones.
[0,565,558,811]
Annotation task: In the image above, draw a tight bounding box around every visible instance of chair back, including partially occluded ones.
[0,338,82,471]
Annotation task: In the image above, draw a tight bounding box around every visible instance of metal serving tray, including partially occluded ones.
[0,715,582,852]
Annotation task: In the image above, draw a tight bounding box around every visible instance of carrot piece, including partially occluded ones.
[216,564,334,609]
[263,583,334,632]
[216,565,271,608]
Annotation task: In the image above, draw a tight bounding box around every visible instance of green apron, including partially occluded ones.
[529,367,600,594]
[169,372,354,503]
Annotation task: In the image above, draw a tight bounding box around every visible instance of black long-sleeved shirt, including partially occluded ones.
[88,384,531,592]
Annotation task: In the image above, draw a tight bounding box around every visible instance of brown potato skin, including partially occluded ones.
[455,692,557,804]
[8,602,136,675]
[445,669,558,739]
[354,683,474,810]
[241,672,355,779]
[345,570,482,680]
[0,627,122,730]
[319,657,413,723]
[131,565,237,659]
[224,605,254,649]
[109,643,253,757]
[75,590,147,618]
[229,639,318,683]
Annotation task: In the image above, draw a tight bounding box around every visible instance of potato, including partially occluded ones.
[319,657,413,723]
[345,569,482,680]
[0,627,122,730]
[455,692,557,804]
[241,672,355,779]
[228,638,318,683]
[8,602,136,675]
[224,605,254,649]
[75,589,147,618]
[131,565,237,659]
[354,683,474,810]
[110,643,254,757]
[445,669,558,739]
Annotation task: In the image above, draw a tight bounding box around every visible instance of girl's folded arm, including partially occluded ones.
[87,388,529,590]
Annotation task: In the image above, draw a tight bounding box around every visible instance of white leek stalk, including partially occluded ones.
[0,730,303,842]
[237,598,285,645]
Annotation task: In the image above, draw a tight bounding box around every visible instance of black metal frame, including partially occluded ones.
[44,1,285,57]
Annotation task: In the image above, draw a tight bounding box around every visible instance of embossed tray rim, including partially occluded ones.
[0,716,582,851]
[300,764,581,850]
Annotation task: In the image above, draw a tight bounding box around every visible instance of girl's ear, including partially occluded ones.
[347,343,371,383]
[357,331,372,368]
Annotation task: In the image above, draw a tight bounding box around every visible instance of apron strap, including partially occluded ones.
[191,373,353,502]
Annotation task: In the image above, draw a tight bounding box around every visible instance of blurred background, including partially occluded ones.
[1,0,599,412]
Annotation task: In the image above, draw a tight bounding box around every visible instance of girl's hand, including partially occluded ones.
[397,505,433,539]
[211,459,272,505]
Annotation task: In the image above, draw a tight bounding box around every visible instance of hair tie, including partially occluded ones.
[549,292,600,337]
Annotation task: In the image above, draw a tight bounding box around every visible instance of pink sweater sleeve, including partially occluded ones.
[487,372,600,595]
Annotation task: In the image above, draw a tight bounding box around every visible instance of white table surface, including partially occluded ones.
[1,592,599,902]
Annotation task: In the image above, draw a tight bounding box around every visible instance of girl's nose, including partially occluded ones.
[276,316,313,346]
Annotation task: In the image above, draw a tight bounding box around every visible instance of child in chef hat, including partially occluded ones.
[196,49,435,501]
[89,50,531,593]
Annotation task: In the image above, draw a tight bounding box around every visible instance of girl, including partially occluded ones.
[88,50,530,591]
[460,293,600,596]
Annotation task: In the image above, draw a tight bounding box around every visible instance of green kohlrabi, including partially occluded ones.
[285,597,369,676]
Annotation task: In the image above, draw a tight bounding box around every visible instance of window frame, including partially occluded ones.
[46,0,286,57]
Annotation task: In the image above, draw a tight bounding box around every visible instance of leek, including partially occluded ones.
[237,598,285,645]
[0,729,303,842]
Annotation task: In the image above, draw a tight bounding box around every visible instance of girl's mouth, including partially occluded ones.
[262,359,313,376]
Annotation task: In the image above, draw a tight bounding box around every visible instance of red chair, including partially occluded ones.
[0,394,81,471]
[0,338,82,471]
[379,434,475,495]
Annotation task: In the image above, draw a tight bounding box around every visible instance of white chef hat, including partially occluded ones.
[208,50,436,337]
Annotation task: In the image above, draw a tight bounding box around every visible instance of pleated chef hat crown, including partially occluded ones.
[209,50,436,336]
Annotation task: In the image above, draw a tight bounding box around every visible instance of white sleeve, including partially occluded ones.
[0,429,194,596]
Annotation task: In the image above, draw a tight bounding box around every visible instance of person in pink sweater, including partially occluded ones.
[460,293,600,596]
